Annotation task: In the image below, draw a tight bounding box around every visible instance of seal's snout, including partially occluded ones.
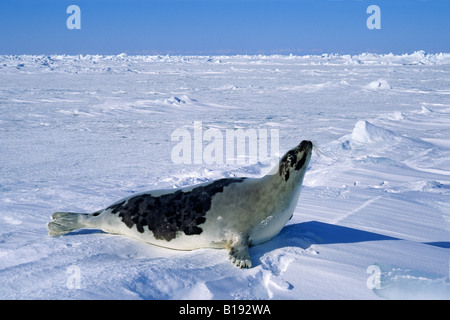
[299,140,313,151]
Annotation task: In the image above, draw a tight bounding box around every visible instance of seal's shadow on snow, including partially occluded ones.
[288,221,398,244]
[66,229,106,236]
[250,221,449,268]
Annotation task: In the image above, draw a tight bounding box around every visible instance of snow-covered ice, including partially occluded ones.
[0,52,449,299]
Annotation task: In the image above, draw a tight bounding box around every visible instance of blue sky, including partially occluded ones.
[1,0,449,55]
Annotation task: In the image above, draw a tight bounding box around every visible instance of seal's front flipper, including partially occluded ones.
[228,236,252,268]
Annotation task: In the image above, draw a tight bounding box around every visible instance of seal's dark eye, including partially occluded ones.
[295,152,307,171]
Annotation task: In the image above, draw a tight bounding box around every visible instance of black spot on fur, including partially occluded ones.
[105,178,246,241]
[108,201,126,214]
[279,150,308,181]
[92,210,103,217]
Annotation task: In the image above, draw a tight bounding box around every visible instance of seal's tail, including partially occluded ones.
[47,211,89,236]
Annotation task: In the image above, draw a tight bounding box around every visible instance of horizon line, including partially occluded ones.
[1,50,449,57]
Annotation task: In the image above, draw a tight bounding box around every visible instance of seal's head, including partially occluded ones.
[278,140,313,182]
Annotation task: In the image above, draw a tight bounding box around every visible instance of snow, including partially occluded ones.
[1,52,449,300]
[366,79,392,90]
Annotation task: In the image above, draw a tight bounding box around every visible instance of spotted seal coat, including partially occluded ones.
[47,140,313,268]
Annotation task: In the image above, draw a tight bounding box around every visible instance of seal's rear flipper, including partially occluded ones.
[47,212,89,236]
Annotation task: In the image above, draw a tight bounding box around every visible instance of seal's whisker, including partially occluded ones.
[313,146,324,157]
[310,140,324,157]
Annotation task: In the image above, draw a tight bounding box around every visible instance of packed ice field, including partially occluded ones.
[0,51,449,299]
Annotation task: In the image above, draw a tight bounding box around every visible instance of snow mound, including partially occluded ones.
[373,266,450,300]
[419,106,432,114]
[386,111,407,121]
[407,180,450,193]
[166,96,188,104]
[350,120,398,144]
[2,51,450,75]
[366,79,392,90]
